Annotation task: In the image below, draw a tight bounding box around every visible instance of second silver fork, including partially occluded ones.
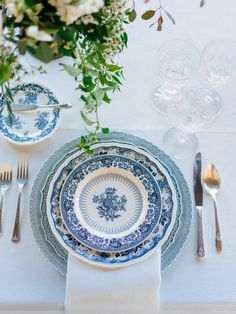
[0,165,12,235]
[11,155,29,243]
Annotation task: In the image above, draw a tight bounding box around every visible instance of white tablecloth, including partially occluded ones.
[0,0,236,312]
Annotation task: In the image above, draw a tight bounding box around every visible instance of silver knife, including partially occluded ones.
[9,103,72,112]
[194,152,205,258]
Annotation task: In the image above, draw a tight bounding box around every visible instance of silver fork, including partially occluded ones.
[0,165,13,235]
[11,155,29,243]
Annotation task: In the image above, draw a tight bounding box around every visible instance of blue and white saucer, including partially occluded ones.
[0,83,60,145]
[60,155,162,252]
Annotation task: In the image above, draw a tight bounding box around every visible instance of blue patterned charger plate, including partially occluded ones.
[0,83,60,145]
[60,154,162,252]
[29,132,192,273]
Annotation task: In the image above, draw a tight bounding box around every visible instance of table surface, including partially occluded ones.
[0,0,236,311]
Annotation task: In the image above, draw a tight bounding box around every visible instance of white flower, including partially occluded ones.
[51,0,105,25]
[26,26,53,42]
[48,0,71,6]
[78,0,104,16]
[5,0,24,22]
[56,5,81,25]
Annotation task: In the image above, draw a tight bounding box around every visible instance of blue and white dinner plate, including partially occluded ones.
[46,141,178,269]
[60,154,162,252]
[0,83,61,145]
[29,132,192,273]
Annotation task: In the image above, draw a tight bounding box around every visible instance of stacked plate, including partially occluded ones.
[29,132,192,274]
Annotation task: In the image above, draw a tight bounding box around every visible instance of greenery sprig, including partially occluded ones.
[128,0,175,31]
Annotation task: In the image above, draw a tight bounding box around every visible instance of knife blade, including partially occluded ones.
[194,152,205,258]
[9,103,72,112]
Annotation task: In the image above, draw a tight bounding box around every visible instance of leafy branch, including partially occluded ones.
[60,3,128,153]
[61,40,124,153]
[127,0,176,31]
[127,0,204,30]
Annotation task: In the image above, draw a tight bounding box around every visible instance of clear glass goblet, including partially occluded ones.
[163,87,221,159]
[201,39,236,89]
[152,40,201,115]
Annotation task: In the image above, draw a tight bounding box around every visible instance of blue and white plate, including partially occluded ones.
[46,141,178,269]
[29,132,192,273]
[0,83,60,145]
[60,155,162,252]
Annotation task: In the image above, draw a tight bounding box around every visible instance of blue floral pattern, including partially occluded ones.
[34,112,49,130]
[0,83,60,144]
[60,154,162,252]
[93,187,127,222]
[17,92,37,105]
[4,115,24,129]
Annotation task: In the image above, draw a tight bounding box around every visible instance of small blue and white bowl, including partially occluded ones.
[0,83,61,145]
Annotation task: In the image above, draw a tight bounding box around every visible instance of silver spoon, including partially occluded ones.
[203,163,222,252]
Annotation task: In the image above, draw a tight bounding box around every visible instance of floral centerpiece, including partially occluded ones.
[0,0,204,152]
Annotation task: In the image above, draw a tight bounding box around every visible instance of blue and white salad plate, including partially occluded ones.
[29,132,192,273]
[0,83,61,145]
[60,154,162,252]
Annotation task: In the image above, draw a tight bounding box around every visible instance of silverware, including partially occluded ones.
[203,163,222,252]
[194,152,205,258]
[11,155,29,243]
[10,103,72,112]
[0,165,12,235]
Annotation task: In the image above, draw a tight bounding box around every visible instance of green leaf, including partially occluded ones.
[141,10,156,20]
[5,86,14,102]
[101,127,109,134]
[0,65,12,86]
[83,76,93,86]
[103,92,111,104]
[80,135,87,145]
[85,146,93,155]
[121,32,128,47]
[112,75,122,85]
[6,100,13,127]
[18,40,27,55]
[128,9,137,22]
[96,51,106,65]
[106,64,123,72]
[28,42,54,63]
[60,63,81,77]
[80,111,95,126]
[94,89,105,105]
[163,9,176,24]
[25,0,36,6]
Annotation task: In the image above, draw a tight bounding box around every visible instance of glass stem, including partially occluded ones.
[177,131,192,145]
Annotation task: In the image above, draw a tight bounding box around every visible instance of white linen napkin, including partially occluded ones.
[65,250,161,314]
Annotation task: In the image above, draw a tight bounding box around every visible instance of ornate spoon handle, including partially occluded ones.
[213,197,222,252]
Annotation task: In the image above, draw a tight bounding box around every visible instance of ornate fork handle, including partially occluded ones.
[11,189,22,242]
